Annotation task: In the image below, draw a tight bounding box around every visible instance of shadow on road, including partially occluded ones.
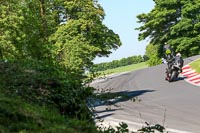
[89,89,155,107]
[170,76,187,82]
[177,76,187,80]
[91,90,155,120]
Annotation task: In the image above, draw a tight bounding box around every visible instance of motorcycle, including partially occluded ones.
[165,60,182,82]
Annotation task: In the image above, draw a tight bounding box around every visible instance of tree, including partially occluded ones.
[21,0,59,59]
[50,0,121,72]
[145,43,161,66]
[0,0,58,60]
[143,55,149,62]
[0,0,121,71]
[0,1,123,131]
[136,0,200,58]
[0,0,25,60]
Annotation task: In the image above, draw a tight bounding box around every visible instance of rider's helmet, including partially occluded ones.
[165,49,171,55]
[176,53,181,57]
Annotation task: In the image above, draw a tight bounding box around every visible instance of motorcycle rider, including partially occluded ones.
[163,43,174,74]
[163,43,184,80]
[171,52,184,72]
[163,43,174,61]
[165,52,184,80]
[164,49,173,80]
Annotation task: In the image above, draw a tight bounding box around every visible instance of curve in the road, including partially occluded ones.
[181,64,200,86]
[91,55,200,133]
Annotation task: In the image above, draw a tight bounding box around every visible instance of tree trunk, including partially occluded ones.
[0,48,3,60]
[39,0,47,39]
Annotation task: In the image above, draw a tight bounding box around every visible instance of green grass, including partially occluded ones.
[0,92,98,133]
[99,62,148,76]
[0,61,100,133]
[0,92,68,133]
[190,58,200,73]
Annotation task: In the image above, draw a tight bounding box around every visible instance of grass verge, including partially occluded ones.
[190,58,200,73]
[0,92,67,133]
[0,92,97,133]
[98,62,148,76]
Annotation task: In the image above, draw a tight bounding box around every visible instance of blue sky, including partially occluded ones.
[93,0,155,64]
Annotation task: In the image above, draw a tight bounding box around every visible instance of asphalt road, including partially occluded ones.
[90,55,200,133]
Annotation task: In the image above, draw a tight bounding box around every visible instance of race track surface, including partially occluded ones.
[90,55,200,133]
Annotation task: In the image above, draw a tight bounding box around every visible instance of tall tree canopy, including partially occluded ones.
[0,0,121,72]
[136,0,200,58]
[0,0,24,59]
[50,0,121,71]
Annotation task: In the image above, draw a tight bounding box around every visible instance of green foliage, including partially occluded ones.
[145,44,161,66]
[0,59,99,132]
[136,0,200,58]
[0,0,55,60]
[0,0,122,121]
[92,55,146,72]
[0,92,67,132]
[98,122,129,133]
[0,0,122,131]
[0,0,167,132]
[0,91,101,133]
[0,60,93,119]
[137,122,165,133]
[0,0,121,68]
[0,0,25,59]
[49,0,121,71]
[66,118,97,133]
[0,60,165,132]
[50,21,100,72]
[190,58,200,73]
[95,62,148,77]
[97,121,166,133]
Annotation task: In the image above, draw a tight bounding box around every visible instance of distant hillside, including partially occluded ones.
[92,55,148,72]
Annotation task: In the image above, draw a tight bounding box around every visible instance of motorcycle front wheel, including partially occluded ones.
[169,70,178,82]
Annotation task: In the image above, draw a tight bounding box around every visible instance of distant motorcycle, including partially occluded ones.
[165,59,182,82]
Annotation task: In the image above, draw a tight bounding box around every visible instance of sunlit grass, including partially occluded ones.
[98,62,148,76]
[190,58,200,73]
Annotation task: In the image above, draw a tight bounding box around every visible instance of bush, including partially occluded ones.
[0,92,68,132]
[0,59,93,118]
